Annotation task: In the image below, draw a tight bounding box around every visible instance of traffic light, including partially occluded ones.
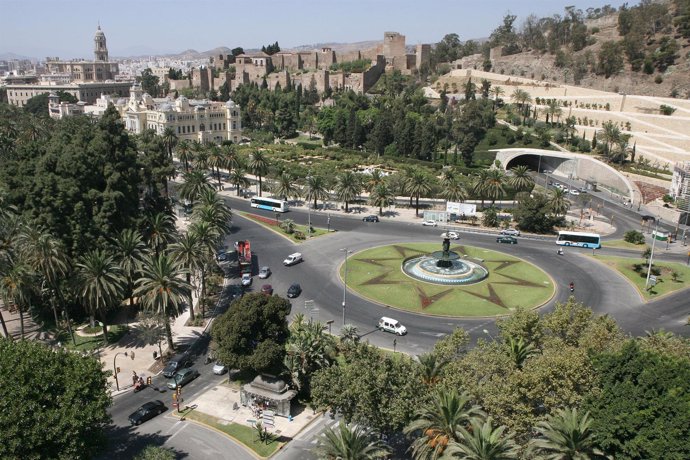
[172,393,178,401]
[176,386,181,397]
[116,367,120,373]
[146,376,152,385]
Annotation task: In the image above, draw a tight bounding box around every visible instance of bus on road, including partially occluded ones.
[556,231,601,249]
[250,197,289,212]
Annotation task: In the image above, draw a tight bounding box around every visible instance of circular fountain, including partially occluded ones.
[402,238,489,285]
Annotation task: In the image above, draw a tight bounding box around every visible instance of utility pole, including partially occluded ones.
[645,218,660,290]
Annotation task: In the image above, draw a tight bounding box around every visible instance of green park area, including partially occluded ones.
[342,243,554,317]
[593,254,690,300]
[240,211,328,242]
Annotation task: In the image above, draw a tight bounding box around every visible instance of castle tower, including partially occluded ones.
[94,25,109,62]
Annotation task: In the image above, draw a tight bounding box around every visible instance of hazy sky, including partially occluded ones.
[2,0,627,58]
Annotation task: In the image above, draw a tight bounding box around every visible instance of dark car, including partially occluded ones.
[363,215,379,222]
[287,283,302,298]
[129,400,166,426]
[497,236,518,244]
[162,355,191,378]
[167,368,200,390]
[261,284,273,295]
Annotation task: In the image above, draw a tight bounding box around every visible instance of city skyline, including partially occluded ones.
[3,0,627,59]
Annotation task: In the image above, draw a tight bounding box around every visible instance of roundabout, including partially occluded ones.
[341,242,554,317]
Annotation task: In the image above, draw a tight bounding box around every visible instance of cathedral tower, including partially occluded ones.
[94,25,109,62]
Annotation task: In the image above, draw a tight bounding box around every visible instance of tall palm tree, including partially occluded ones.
[528,408,606,460]
[284,317,335,394]
[178,169,214,205]
[304,174,330,211]
[248,150,270,197]
[161,127,178,160]
[598,121,620,159]
[417,352,447,386]
[0,256,35,340]
[176,139,193,173]
[191,142,209,170]
[335,171,362,213]
[508,166,534,204]
[221,144,240,174]
[446,417,519,460]
[74,249,126,344]
[112,228,148,310]
[549,188,570,217]
[439,177,468,204]
[229,165,251,197]
[406,170,435,217]
[193,188,233,236]
[404,389,486,460]
[471,170,490,209]
[364,170,385,193]
[188,220,220,318]
[169,232,203,322]
[207,145,225,188]
[272,172,301,202]
[490,86,504,110]
[511,89,532,125]
[484,169,506,205]
[369,183,395,216]
[142,212,178,255]
[314,421,390,460]
[134,253,191,352]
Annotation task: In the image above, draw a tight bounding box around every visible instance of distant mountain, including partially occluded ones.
[287,40,381,53]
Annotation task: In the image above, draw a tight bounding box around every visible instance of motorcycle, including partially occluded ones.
[133,377,146,393]
[569,283,575,292]
[557,248,564,255]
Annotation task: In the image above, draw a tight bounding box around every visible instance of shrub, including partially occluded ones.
[662,194,674,203]
[654,75,663,84]
[659,105,676,116]
[624,230,646,245]
[293,231,306,240]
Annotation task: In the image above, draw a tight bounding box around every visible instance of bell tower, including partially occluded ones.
[94,25,109,62]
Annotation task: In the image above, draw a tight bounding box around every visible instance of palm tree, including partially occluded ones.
[143,212,178,255]
[113,229,148,310]
[134,253,191,352]
[511,89,532,125]
[314,421,390,460]
[176,140,193,173]
[369,183,395,216]
[335,171,362,213]
[406,170,435,217]
[439,177,467,204]
[178,169,214,204]
[284,317,335,394]
[188,220,220,318]
[364,170,385,193]
[417,352,447,386]
[191,142,209,170]
[529,408,606,460]
[248,150,270,197]
[280,219,296,234]
[169,232,203,322]
[508,166,534,204]
[549,188,570,217]
[404,389,485,460]
[273,172,301,202]
[193,188,233,236]
[207,145,225,188]
[484,169,506,205]
[598,121,620,159]
[229,165,251,197]
[446,417,519,460]
[505,336,537,369]
[545,100,562,125]
[471,170,490,209]
[304,174,330,211]
[161,127,178,160]
[221,144,240,174]
[490,86,504,110]
[0,256,35,340]
[74,249,126,344]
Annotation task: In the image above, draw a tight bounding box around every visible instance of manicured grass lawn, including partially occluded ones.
[593,254,690,300]
[176,408,282,457]
[602,239,646,251]
[343,243,553,317]
[240,212,329,242]
[56,324,129,351]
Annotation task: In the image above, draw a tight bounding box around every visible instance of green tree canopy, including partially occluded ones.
[212,293,291,374]
[0,338,111,459]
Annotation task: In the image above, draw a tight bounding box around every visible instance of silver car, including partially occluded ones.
[167,368,200,389]
[258,266,271,279]
[500,228,521,237]
[213,362,227,375]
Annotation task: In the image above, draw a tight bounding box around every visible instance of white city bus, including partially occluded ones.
[250,197,289,212]
[556,231,601,249]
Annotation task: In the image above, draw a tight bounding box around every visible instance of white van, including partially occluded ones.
[283,252,303,266]
[378,317,407,336]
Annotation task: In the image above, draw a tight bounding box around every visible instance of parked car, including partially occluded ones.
[422,220,438,227]
[213,362,227,375]
[569,189,580,196]
[287,283,302,298]
[241,273,252,286]
[258,266,271,279]
[441,231,460,240]
[363,215,379,222]
[167,368,200,390]
[162,355,191,378]
[497,236,518,244]
[283,252,303,266]
[261,284,273,295]
[129,400,166,426]
[378,316,407,336]
[500,228,520,236]
[216,251,227,262]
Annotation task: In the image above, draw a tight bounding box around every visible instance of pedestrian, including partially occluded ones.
[132,371,138,386]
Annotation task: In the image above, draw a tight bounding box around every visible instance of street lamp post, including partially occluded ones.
[327,214,331,232]
[340,248,353,326]
[482,329,494,341]
[113,351,134,391]
[645,217,660,290]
